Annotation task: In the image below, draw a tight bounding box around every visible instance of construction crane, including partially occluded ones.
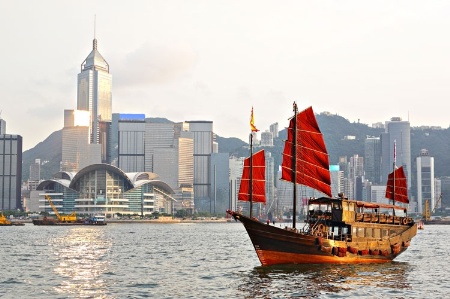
[423,193,443,221]
[45,195,77,223]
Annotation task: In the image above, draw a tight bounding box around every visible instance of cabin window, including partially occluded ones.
[373,229,381,239]
[342,202,348,210]
[382,229,389,238]
[348,203,355,212]
[357,227,364,238]
[365,228,373,238]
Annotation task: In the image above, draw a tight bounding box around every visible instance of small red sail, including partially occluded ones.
[238,150,266,203]
[281,106,332,197]
[385,166,409,204]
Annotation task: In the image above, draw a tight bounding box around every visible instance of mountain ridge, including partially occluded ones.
[22,114,450,184]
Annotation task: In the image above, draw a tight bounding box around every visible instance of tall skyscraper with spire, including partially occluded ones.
[77,37,112,163]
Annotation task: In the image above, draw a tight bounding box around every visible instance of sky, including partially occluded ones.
[1,1,450,150]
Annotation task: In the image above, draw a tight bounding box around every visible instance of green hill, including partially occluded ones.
[22,113,450,182]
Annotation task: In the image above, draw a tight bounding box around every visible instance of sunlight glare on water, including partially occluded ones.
[50,227,112,298]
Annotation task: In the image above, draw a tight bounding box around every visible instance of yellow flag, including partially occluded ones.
[250,107,259,132]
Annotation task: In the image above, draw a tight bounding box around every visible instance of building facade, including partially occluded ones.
[62,109,101,172]
[110,113,146,172]
[32,164,175,217]
[187,121,214,213]
[0,134,23,210]
[77,38,112,163]
[416,149,435,214]
[381,117,411,189]
[364,136,382,184]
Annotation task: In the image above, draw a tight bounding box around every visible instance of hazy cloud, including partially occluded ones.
[114,42,197,88]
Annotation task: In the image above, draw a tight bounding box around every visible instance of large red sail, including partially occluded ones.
[281,106,332,197]
[385,166,409,204]
[238,150,266,203]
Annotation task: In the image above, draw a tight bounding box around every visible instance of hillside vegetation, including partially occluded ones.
[22,114,450,183]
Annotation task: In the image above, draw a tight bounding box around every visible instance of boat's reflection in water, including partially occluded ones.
[50,227,112,298]
[240,262,412,298]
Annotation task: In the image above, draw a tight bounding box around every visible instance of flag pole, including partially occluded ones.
[249,106,259,218]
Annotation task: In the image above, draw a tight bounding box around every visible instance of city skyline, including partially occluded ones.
[2,1,450,151]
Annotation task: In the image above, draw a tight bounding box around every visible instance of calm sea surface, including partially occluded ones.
[0,221,448,299]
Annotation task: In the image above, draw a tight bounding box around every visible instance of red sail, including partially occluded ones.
[238,150,266,203]
[385,166,409,204]
[281,106,332,197]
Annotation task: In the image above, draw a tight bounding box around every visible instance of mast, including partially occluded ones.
[292,101,298,229]
[392,140,396,216]
[249,132,254,218]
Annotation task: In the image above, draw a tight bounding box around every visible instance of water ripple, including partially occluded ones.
[0,223,448,298]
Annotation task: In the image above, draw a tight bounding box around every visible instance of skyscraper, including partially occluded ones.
[61,109,100,172]
[0,134,23,210]
[28,159,41,191]
[110,113,146,172]
[0,118,5,134]
[269,122,279,138]
[77,38,112,163]
[416,149,435,214]
[381,117,411,189]
[364,136,382,184]
[187,121,214,212]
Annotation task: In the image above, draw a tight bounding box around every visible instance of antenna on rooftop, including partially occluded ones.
[93,14,97,50]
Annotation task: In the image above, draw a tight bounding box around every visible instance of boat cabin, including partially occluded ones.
[305,195,413,241]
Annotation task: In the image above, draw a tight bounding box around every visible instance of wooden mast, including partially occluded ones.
[249,132,253,218]
[292,101,298,229]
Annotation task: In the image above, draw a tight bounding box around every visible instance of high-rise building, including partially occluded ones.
[0,134,23,210]
[416,149,435,214]
[110,113,145,172]
[364,136,382,184]
[175,130,194,211]
[269,122,279,138]
[143,120,194,210]
[0,118,5,134]
[349,154,364,199]
[265,151,275,212]
[28,159,41,191]
[77,38,112,163]
[187,121,214,212]
[381,117,411,189]
[229,155,245,212]
[144,121,176,172]
[61,110,100,172]
[29,159,41,181]
[210,152,230,215]
[330,164,344,196]
[260,131,274,147]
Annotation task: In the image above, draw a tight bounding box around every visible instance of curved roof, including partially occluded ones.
[69,163,134,190]
[36,179,71,190]
[134,180,174,194]
[127,172,160,183]
[53,171,75,181]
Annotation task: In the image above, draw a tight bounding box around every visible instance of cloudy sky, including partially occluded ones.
[1,1,450,150]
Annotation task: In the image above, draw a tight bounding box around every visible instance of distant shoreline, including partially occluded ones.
[14,218,233,224]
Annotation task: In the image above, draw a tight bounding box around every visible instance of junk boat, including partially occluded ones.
[227,102,417,266]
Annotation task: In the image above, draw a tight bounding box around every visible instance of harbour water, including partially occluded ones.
[0,221,448,298]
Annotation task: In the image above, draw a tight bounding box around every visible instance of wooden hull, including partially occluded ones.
[228,210,417,266]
